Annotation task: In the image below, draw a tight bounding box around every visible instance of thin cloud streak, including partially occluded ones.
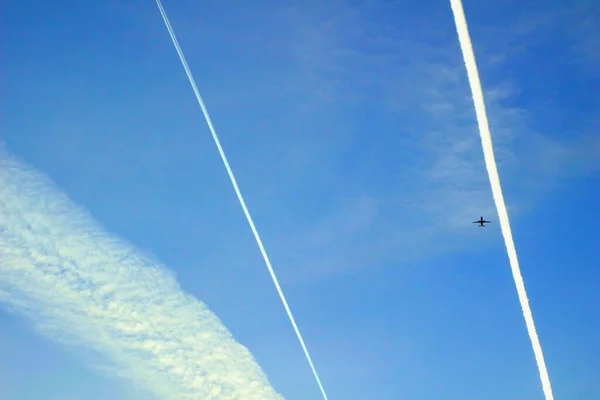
[153,1,329,399]
[0,151,285,400]
[449,1,554,399]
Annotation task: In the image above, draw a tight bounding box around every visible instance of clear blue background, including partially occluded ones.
[2,0,599,399]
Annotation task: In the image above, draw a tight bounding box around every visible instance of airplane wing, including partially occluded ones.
[483,220,491,223]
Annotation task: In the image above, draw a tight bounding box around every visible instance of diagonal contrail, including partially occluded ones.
[153,1,329,399]
[449,1,554,399]
[0,149,285,400]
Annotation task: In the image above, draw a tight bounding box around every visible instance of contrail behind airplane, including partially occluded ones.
[449,1,554,399]
[0,149,285,400]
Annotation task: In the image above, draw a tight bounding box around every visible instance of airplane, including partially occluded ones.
[473,216,491,227]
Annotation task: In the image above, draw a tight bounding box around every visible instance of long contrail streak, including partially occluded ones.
[449,1,554,399]
[153,1,329,399]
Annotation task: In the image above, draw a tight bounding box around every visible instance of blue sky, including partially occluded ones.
[1,0,599,399]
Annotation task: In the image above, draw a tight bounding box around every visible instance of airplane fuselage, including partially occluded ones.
[473,216,490,227]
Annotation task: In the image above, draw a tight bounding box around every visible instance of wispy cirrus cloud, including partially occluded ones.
[246,1,598,280]
[0,149,284,400]
[246,4,510,278]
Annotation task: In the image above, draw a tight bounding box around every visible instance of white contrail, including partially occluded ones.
[449,1,554,399]
[0,150,285,400]
[153,1,329,399]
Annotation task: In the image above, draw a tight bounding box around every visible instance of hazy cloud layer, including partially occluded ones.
[0,150,285,400]
[252,1,599,280]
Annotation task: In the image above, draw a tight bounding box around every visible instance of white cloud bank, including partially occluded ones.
[0,150,285,400]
